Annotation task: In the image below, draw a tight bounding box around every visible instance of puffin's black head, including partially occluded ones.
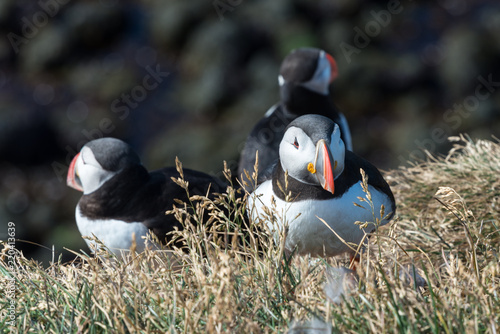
[85,138,140,172]
[279,48,338,96]
[67,138,141,194]
[279,115,345,194]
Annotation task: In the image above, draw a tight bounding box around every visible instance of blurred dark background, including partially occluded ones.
[0,0,499,264]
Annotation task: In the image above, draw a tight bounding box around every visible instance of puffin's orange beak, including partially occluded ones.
[325,53,338,83]
[312,139,335,194]
[67,153,83,192]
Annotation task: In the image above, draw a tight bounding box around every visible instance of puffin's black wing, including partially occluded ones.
[342,151,396,218]
[141,167,227,244]
[238,104,294,185]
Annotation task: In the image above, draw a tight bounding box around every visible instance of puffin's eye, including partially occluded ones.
[293,137,299,149]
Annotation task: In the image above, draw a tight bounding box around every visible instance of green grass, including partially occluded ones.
[1,134,499,333]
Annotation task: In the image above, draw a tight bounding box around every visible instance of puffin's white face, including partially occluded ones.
[279,123,345,193]
[279,127,317,185]
[68,146,116,195]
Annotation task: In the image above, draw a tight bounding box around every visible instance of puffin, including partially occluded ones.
[238,47,352,189]
[66,137,228,256]
[247,115,395,258]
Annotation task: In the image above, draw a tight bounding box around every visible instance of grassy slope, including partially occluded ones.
[1,135,499,333]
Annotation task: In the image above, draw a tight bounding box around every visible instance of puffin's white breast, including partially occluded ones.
[75,205,153,256]
[248,180,394,257]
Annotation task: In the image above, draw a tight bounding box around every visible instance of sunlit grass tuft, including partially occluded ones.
[1,135,499,333]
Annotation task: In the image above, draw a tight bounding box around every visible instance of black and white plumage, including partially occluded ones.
[66,137,227,255]
[238,48,352,188]
[247,115,395,257]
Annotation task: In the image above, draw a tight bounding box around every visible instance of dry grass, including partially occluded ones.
[1,135,499,333]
